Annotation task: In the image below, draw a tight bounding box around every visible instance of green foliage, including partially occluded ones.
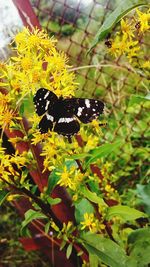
[136,184,150,215]
[128,228,150,267]
[0,204,50,266]
[21,209,47,235]
[106,205,147,221]
[80,186,107,207]
[0,189,10,205]
[46,171,60,195]
[103,94,150,187]
[88,0,148,52]
[85,140,123,167]
[81,232,129,267]
[66,243,73,259]
[74,198,94,223]
[1,2,150,266]
[46,196,61,205]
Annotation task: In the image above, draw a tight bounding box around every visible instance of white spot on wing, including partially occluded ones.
[46,114,54,121]
[45,100,50,110]
[58,117,74,123]
[85,99,90,108]
[44,91,50,99]
[77,107,84,116]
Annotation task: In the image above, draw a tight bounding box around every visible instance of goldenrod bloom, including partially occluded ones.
[136,8,150,32]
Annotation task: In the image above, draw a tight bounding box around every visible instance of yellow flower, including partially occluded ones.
[142,60,150,69]
[81,213,98,233]
[136,8,150,32]
[10,151,28,168]
[7,194,19,201]
[57,166,76,190]
[0,93,13,107]
[14,27,56,52]
[21,57,33,70]
[31,131,46,145]
[3,27,76,105]
[121,19,134,39]
[0,155,13,182]
[105,184,114,193]
[84,135,99,152]
[0,108,14,128]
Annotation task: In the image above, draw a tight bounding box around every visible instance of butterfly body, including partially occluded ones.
[34,88,104,136]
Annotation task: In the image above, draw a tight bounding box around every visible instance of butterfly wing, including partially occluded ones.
[64,98,104,123]
[54,117,80,136]
[33,88,58,116]
[39,114,53,134]
[34,89,104,136]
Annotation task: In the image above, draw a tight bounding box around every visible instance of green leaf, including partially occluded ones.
[81,232,128,267]
[60,240,67,251]
[88,0,147,52]
[106,205,147,221]
[85,140,122,167]
[65,152,90,160]
[0,190,10,205]
[46,171,60,195]
[66,243,73,259]
[128,228,150,266]
[136,184,150,215]
[128,228,150,244]
[21,209,47,235]
[45,221,51,234]
[89,253,99,267]
[19,103,24,116]
[80,187,107,207]
[47,197,61,205]
[74,198,94,223]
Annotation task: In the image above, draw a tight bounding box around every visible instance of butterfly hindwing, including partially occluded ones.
[64,98,104,123]
[33,88,58,116]
[54,117,80,136]
[39,114,53,134]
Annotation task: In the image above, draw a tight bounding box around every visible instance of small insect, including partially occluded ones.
[135,21,141,30]
[105,40,112,48]
[33,88,104,137]
[105,33,112,48]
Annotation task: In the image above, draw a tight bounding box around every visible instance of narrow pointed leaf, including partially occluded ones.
[0,190,10,205]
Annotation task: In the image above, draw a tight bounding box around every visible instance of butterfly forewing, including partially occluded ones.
[33,88,58,116]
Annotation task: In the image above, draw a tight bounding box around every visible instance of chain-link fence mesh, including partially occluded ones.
[13,0,150,188]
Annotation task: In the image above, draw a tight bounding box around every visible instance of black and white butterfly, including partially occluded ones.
[33,88,104,136]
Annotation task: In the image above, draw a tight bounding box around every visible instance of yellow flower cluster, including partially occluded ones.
[0,148,29,184]
[57,165,84,192]
[0,28,77,103]
[107,8,150,66]
[80,212,105,233]
[100,161,120,201]
[30,121,102,173]
[0,27,103,202]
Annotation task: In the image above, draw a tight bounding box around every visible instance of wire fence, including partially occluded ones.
[12,0,150,186]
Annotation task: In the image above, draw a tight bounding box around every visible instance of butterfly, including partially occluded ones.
[33,88,104,137]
